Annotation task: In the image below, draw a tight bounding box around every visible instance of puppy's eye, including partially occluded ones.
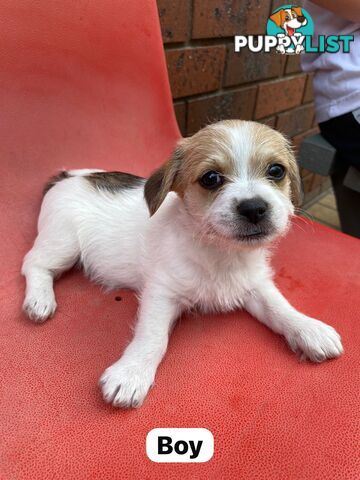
[285,14,290,20]
[199,171,224,190]
[267,164,286,180]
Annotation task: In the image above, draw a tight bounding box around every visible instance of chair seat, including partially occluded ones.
[1,218,360,479]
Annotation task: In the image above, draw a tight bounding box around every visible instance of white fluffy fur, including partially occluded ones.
[22,121,343,408]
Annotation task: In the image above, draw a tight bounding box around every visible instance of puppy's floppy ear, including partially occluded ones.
[144,142,185,216]
[287,148,303,207]
[270,10,283,27]
[293,6,303,16]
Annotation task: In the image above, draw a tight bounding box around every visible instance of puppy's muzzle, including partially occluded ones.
[237,198,268,225]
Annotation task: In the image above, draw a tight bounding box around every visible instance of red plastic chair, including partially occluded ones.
[1,1,359,478]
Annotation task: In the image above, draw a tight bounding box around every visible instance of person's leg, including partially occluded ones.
[319,112,360,238]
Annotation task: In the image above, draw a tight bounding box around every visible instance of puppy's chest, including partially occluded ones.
[187,263,251,313]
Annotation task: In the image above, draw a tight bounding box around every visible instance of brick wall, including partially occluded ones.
[157,0,330,204]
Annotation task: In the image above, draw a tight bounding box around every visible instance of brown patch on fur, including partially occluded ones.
[144,147,183,215]
[43,171,70,195]
[182,122,238,182]
[286,149,303,207]
[249,123,302,207]
[86,172,145,193]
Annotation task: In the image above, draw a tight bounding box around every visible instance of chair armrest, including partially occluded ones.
[299,134,337,176]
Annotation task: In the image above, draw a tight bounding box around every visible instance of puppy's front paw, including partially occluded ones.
[23,292,57,323]
[286,319,343,362]
[99,360,154,408]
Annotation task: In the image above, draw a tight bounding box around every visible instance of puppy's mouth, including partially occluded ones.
[236,231,268,241]
[235,228,273,243]
[232,217,275,242]
[205,220,277,246]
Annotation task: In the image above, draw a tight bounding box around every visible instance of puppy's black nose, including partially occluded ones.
[298,15,306,23]
[237,198,268,224]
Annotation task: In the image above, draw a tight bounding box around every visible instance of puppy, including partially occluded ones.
[270,6,307,54]
[22,120,343,408]
[270,6,307,36]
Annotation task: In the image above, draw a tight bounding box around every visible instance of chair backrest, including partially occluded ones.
[0,0,180,270]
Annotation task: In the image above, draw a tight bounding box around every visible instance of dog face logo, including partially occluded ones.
[270,7,307,36]
[266,4,313,54]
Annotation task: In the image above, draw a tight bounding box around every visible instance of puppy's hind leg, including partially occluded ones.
[22,220,79,323]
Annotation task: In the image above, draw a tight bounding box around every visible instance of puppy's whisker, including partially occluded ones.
[295,208,317,225]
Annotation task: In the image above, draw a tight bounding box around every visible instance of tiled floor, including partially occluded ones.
[304,188,341,231]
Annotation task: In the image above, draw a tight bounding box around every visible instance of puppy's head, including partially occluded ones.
[270,7,307,31]
[145,120,301,248]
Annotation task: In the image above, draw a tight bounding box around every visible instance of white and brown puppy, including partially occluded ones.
[22,120,343,408]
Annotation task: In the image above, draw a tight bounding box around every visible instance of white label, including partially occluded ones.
[146,428,214,463]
